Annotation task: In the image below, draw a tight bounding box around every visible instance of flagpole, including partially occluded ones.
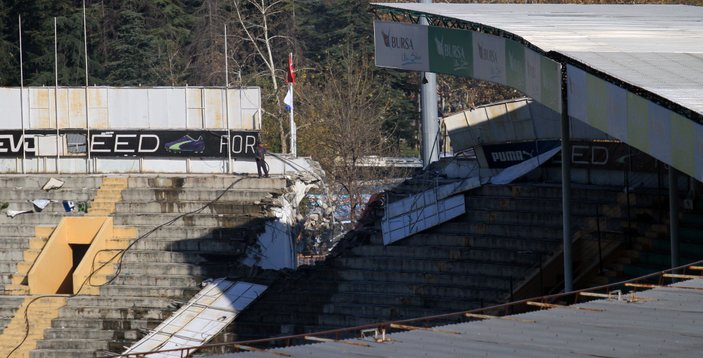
[224,24,232,173]
[18,15,25,174]
[288,52,296,158]
[290,81,296,157]
[83,0,90,174]
[55,17,60,173]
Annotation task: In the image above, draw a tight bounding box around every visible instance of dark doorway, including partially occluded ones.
[56,243,91,294]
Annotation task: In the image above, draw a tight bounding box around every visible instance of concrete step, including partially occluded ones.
[128,176,286,190]
[128,238,247,252]
[0,262,21,274]
[319,303,476,324]
[128,225,255,241]
[0,175,103,189]
[349,244,538,264]
[333,281,505,302]
[115,201,266,215]
[31,348,107,358]
[109,261,233,276]
[380,232,563,253]
[58,305,167,320]
[432,221,563,240]
[335,256,532,277]
[115,250,213,264]
[681,212,703,229]
[328,291,492,311]
[112,213,263,227]
[35,338,109,351]
[0,238,31,250]
[100,285,200,298]
[462,209,566,227]
[42,327,114,340]
[0,189,95,202]
[616,191,667,207]
[0,250,26,262]
[64,295,172,309]
[120,188,278,203]
[108,274,202,288]
[478,184,621,202]
[0,213,77,225]
[465,195,602,215]
[337,270,511,290]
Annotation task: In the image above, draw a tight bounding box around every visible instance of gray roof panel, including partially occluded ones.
[214,279,703,357]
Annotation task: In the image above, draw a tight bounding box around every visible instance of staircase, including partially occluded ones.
[0,296,67,357]
[88,177,129,216]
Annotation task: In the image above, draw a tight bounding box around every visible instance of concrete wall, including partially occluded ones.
[0,86,264,174]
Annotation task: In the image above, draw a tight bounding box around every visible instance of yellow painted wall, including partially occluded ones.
[73,218,113,294]
[28,217,107,295]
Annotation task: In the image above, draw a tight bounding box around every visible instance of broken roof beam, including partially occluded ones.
[464,313,536,323]
[389,323,462,335]
[526,301,605,312]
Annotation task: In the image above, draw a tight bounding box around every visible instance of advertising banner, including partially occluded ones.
[0,131,37,157]
[428,26,473,77]
[482,140,560,168]
[374,21,429,72]
[0,130,259,158]
[481,140,659,172]
[472,31,506,85]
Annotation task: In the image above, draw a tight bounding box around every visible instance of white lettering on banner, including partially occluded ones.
[572,145,609,165]
[0,134,36,153]
[138,134,159,152]
[477,43,498,64]
[219,136,228,153]
[230,134,257,154]
[472,32,505,84]
[434,36,469,71]
[373,21,428,72]
[491,150,533,162]
[592,146,608,165]
[91,134,111,152]
[382,30,415,50]
[114,134,136,153]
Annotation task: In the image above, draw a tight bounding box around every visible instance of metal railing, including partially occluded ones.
[100,259,703,358]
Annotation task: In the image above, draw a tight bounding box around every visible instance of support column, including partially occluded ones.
[669,166,680,270]
[561,65,573,292]
[419,0,439,168]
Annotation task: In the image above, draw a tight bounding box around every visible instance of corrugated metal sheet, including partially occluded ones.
[219,278,703,357]
[123,279,267,357]
[372,3,703,116]
[382,177,481,245]
[0,86,262,130]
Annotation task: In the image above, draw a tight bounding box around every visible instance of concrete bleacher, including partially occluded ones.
[0,174,289,357]
[228,182,628,342]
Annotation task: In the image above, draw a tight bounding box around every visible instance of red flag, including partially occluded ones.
[287,52,296,84]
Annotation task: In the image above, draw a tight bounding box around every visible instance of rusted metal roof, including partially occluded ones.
[214,278,703,357]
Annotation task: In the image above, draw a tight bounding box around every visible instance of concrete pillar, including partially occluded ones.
[419,0,439,168]
[669,166,680,270]
[561,65,573,292]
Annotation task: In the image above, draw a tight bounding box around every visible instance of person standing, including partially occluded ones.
[255,142,269,177]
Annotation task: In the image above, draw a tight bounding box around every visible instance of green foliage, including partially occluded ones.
[0,0,419,154]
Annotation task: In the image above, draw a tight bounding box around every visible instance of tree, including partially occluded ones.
[232,0,293,153]
[186,0,230,86]
[297,50,395,223]
[104,7,157,85]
